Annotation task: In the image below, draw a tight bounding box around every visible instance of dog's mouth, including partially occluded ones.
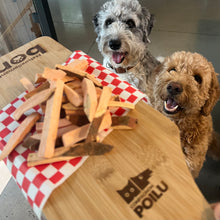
[164,98,182,114]
[112,52,127,64]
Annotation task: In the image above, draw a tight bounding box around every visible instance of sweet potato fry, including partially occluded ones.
[108,100,135,109]
[28,133,63,148]
[22,136,40,151]
[38,79,64,158]
[13,87,55,120]
[98,110,112,133]
[0,112,41,161]
[81,78,98,122]
[63,142,113,156]
[86,86,112,142]
[57,124,78,136]
[95,86,112,117]
[40,103,47,114]
[67,59,89,71]
[62,75,79,83]
[30,146,70,160]
[62,102,83,111]
[56,64,102,87]
[30,132,41,140]
[20,77,35,92]
[35,73,46,84]
[62,94,68,104]
[27,141,113,167]
[85,116,104,143]
[62,123,90,147]
[36,118,73,132]
[111,116,138,129]
[111,95,121,102]
[27,155,76,167]
[27,146,75,167]
[67,114,89,126]
[64,84,83,107]
[24,81,50,99]
[56,118,74,128]
[42,67,66,80]
[65,79,81,89]
[85,73,102,88]
[96,87,102,100]
[65,109,85,116]
[75,88,83,96]
[33,124,78,140]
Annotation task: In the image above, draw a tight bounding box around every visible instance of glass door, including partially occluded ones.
[0,0,56,56]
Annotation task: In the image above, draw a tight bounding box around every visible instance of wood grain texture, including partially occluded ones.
[0,37,214,219]
[0,36,72,109]
[43,101,214,220]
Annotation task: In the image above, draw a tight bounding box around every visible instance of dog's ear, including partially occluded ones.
[149,62,164,83]
[147,14,155,36]
[92,13,100,35]
[201,65,220,116]
[93,13,99,28]
[141,8,155,43]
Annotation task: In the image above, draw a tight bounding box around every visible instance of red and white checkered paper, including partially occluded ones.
[0,51,147,218]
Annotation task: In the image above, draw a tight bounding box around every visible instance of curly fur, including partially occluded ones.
[93,0,159,93]
[147,51,220,178]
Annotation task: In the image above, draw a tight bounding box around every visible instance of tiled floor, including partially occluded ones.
[1,0,220,219]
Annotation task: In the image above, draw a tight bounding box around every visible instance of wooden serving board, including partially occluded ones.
[0,36,214,219]
[44,101,214,220]
[0,36,71,109]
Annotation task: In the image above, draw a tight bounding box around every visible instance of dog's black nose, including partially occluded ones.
[167,82,183,95]
[109,39,121,50]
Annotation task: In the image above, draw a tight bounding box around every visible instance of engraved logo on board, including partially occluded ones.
[117,169,168,218]
[0,45,46,77]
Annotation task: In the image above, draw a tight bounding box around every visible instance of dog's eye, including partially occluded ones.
[105,18,114,27]
[194,74,202,84]
[168,67,176,72]
[126,19,136,29]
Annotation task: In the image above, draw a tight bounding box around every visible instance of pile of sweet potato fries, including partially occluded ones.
[0,59,137,166]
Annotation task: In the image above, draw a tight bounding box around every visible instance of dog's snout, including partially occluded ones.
[109,39,121,50]
[167,82,183,95]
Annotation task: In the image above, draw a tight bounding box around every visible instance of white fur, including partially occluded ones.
[93,0,160,93]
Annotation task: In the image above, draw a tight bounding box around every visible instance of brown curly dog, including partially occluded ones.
[147,51,220,178]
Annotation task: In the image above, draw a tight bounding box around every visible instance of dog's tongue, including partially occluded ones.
[112,52,125,64]
[167,98,177,109]
[164,98,179,112]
